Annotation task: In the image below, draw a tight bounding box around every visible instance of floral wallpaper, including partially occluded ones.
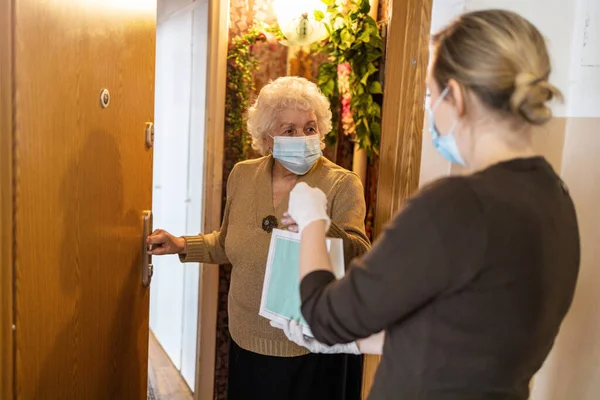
[229,0,287,95]
[213,264,232,400]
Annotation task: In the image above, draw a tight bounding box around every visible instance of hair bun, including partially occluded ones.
[510,72,561,125]
[515,72,539,87]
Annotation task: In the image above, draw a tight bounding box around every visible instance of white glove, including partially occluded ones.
[287,182,331,234]
[270,320,360,355]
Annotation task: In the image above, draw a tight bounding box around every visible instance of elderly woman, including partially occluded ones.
[146,76,371,400]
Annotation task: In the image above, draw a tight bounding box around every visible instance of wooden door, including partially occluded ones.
[10,0,156,398]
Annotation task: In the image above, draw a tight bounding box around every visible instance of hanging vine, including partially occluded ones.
[313,0,384,157]
[225,23,283,163]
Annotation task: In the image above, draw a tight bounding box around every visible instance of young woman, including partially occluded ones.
[282,10,580,399]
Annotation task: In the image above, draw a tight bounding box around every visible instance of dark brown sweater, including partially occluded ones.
[301,157,580,399]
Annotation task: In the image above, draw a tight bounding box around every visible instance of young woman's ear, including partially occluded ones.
[447,79,466,117]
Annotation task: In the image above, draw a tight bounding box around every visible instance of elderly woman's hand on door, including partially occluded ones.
[146,229,186,255]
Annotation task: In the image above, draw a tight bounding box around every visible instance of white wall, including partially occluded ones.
[422,0,587,185]
[421,1,600,398]
[150,0,209,390]
[531,1,600,394]
[530,120,600,400]
[421,0,600,183]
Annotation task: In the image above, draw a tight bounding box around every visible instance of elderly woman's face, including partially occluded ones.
[273,108,319,138]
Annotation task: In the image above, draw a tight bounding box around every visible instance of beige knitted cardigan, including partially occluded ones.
[180,155,371,357]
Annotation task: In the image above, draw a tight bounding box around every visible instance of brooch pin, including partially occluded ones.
[262,215,278,233]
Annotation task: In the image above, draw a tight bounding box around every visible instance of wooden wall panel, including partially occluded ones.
[362,0,433,397]
[0,0,14,398]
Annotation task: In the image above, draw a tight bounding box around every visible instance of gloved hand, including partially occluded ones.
[270,320,360,355]
[287,182,331,234]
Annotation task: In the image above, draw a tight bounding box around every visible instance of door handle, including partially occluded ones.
[142,210,153,288]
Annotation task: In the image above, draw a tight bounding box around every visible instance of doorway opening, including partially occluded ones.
[149,0,210,397]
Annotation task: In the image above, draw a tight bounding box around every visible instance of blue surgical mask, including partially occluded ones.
[428,87,466,166]
[272,134,322,175]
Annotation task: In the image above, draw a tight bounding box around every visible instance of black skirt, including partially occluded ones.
[227,338,363,400]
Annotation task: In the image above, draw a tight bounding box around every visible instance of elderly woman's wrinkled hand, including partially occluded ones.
[146,229,186,255]
[287,182,331,234]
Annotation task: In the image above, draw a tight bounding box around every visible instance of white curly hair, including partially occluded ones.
[247,76,332,155]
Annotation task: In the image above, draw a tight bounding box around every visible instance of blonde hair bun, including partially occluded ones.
[431,10,564,127]
[510,72,562,125]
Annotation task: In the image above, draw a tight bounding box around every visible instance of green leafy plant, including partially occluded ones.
[313,0,384,157]
[225,0,383,160]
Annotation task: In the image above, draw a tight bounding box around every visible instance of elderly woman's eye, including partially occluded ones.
[306,127,317,134]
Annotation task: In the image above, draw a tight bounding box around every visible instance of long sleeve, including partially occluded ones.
[179,166,239,265]
[327,173,371,266]
[300,178,487,345]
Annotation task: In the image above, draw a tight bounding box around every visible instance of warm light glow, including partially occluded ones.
[273,0,328,46]
[82,0,155,12]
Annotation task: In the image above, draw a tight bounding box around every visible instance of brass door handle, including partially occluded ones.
[142,210,153,287]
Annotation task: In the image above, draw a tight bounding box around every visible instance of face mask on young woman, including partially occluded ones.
[427,86,467,166]
[271,134,322,175]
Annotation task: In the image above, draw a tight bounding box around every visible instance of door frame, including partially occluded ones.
[0,0,14,398]
[194,0,229,398]
[361,0,433,397]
